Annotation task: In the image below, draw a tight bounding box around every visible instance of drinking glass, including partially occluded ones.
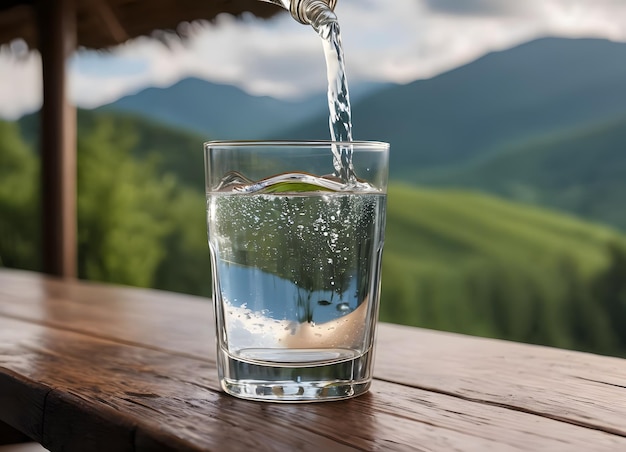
[204,140,389,402]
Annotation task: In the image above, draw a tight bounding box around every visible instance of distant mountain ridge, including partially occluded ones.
[87,37,626,232]
[417,114,626,230]
[281,37,626,173]
[99,77,393,139]
[97,37,626,173]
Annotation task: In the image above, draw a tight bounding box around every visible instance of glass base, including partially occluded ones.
[217,346,374,402]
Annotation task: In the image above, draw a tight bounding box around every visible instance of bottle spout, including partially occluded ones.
[260,0,337,25]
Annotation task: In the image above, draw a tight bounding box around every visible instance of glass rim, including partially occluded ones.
[204,140,389,149]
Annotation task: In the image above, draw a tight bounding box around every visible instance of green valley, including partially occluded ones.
[2,114,626,357]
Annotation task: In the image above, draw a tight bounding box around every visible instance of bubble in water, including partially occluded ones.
[209,184,385,354]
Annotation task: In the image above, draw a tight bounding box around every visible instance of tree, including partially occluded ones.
[593,242,626,356]
[77,117,176,287]
[0,121,39,270]
[152,185,211,296]
[557,257,615,355]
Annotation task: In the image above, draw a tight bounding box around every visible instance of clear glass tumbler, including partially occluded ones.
[204,141,389,402]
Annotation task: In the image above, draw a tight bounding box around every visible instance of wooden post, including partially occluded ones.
[37,0,77,278]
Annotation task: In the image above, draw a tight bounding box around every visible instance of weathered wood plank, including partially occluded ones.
[0,368,48,443]
[1,268,625,440]
[0,269,214,359]
[374,323,626,437]
[1,315,626,451]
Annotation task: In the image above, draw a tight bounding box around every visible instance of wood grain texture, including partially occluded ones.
[1,269,626,451]
[1,316,626,451]
[374,323,626,437]
[0,269,214,359]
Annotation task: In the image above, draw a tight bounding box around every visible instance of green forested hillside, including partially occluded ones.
[2,116,626,357]
[4,116,212,295]
[381,185,626,355]
[18,109,208,190]
[0,121,39,271]
[416,115,626,230]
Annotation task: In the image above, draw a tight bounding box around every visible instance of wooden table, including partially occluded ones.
[0,268,625,451]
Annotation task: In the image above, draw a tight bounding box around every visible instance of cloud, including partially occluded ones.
[340,0,626,83]
[180,13,328,98]
[0,51,41,120]
[422,0,531,17]
[2,0,626,119]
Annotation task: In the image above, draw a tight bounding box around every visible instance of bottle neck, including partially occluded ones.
[261,0,337,25]
[290,0,337,25]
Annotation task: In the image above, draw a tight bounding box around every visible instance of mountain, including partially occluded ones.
[99,77,393,139]
[25,37,626,180]
[280,37,626,175]
[415,115,626,230]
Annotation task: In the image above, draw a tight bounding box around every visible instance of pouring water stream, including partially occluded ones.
[261,0,356,184]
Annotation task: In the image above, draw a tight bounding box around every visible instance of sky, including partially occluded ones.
[1,0,626,119]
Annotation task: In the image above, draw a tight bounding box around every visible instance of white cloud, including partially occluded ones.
[2,0,626,119]
[0,51,41,120]
[340,0,626,83]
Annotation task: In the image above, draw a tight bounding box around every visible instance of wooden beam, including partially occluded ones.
[37,0,77,278]
[89,0,129,44]
[0,4,37,50]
